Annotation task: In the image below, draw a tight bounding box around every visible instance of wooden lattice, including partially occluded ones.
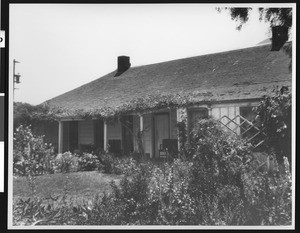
[218,115,266,148]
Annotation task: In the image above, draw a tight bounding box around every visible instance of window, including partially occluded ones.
[188,108,208,131]
[240,106,257,139]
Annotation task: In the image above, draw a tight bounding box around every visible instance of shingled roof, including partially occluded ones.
[44,43,292,119]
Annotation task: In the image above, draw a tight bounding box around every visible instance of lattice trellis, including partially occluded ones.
[218,115,266,148]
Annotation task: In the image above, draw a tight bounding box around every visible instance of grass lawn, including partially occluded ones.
[13,171,123,203]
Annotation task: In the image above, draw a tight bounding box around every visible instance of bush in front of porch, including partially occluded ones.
[13,119,292,226]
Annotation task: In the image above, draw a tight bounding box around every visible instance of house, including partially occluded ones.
[40,42,292,158]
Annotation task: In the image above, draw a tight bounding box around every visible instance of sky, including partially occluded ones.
[9,4,273,105]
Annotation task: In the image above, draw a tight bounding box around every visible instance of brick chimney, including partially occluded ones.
[271,26,289,51]
[115,56,130,76]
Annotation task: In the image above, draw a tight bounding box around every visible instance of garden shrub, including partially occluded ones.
[14,197,49,226]
[53,152,101,173]
[242,157,292,225]
[77,153,100,171]
[13,119,292,226]
[13,195,85,226]
[97,151,140,175]
[184,118,292,225]
[187,119,253,199]
[130,151,143,162]
[52,152,79,173]
[150,160,197,225]
[81,159,196,225]
[114,157,139,175]
[97,152,114,173]
[13,125,56,176]
[100,163,154,224]
[14,102,59,131]
[13,155,292,226]
[82,192,126,225]
[253,86,292,163]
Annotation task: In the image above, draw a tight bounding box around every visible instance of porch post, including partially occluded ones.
[103,120,108,151]
[176,107,188,151]
[58,121,63,154]
[138,114,145,158]
[139,114,144,132]
[208,107,212,117]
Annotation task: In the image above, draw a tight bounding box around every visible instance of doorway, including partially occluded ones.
[154,113,170,157]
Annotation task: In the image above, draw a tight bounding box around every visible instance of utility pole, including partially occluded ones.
[13,59,21,100]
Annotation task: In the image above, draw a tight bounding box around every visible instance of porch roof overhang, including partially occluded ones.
[50,84,289,122]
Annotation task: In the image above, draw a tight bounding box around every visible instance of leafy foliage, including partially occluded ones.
[52,152,79,173]
[242,157,292,225]
[13,125,102,175]
[39,91,214,121]
[14,102,59,129]
[77,153,100,172]
[13,194,84,226]
[13,125,56,176]
[13,156,291,226]
[185,119,253,224]
[13,120,292,226]
[97,152,140,175]
[176,108,188,160]
[217,7,252,30]
[258,8,292,28]
[253,86,292,163]
[217,7,292,62]
[217,7,292,32]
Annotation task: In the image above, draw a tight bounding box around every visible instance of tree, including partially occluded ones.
[217,8,292,51]
[14,102,36,128]
[14,102,58,129]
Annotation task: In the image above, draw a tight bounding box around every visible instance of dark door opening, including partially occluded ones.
[154,113,170,158]
[69,121,78,153]
[122,115,134,156]
[94,119,104,150]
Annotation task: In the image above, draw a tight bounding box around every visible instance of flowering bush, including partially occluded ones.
[52,152,79,173]
[13,125,56,176]
[114,157,141,175]
[97,152,140,175]
[77,153,100,171]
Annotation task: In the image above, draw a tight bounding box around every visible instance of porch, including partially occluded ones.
[57,108,182,159]
[54,101,263,158]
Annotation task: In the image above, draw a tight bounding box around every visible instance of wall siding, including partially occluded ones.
[78,120,94,145]
[107,122,122,140]
[211,107,221,119]
[210,103,256,134]
[220,107,228,125]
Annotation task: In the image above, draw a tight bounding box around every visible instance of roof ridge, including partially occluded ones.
[130,42,289,69]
